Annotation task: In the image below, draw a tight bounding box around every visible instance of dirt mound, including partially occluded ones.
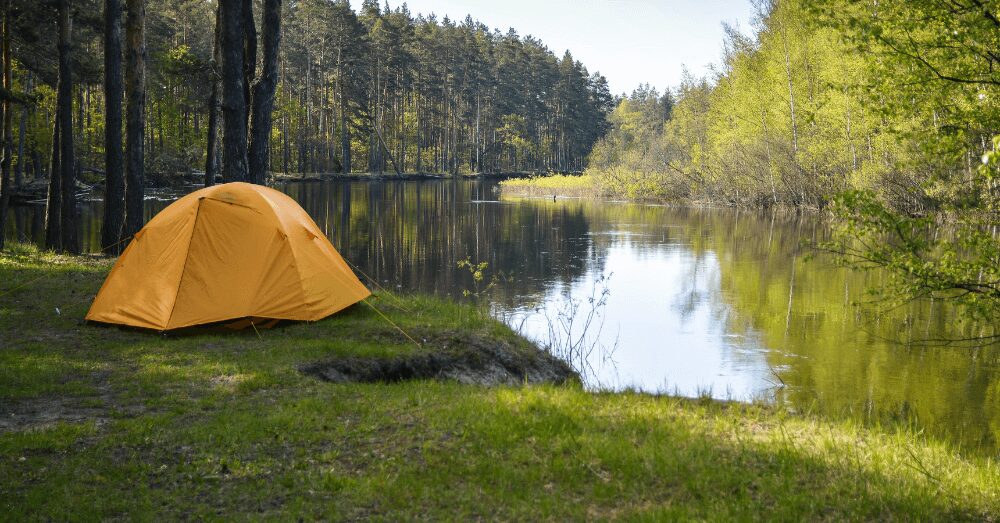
[299,332,577,386]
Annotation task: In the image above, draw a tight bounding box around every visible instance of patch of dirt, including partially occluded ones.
[0,373,145,433]
[209,373,250,390]
[0,396,110,432]
[299,332,577,386]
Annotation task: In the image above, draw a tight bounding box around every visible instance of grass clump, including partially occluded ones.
[499,168,680,201]
[1,243,999,520]
[499,173,600,198]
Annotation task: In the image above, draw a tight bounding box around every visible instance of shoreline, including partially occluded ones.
[1,243,997,518]
[7,171,536,206]
[498,174,831,214]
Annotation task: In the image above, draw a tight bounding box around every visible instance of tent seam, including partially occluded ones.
[164,198,204,330]
[286,229,311,318]
[259,190,311,318]
[202,196,264,213]
[245,226,293,321]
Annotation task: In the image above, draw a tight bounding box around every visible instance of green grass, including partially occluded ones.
[499,173,601,198]
[2,242,999,520]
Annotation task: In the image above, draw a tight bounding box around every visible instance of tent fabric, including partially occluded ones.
[86,182,370,331]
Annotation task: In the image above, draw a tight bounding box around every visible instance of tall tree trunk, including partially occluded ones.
[14,71,28,186]
[204,0,222,187]
[303,46,312,173]
[101,0,125,254]
[398,89,406,172]
[762,108,777,205]
[415,89,421,173]
[248,0,281,185]
[220,0,247,182]
[0,0,9,251]
[780,28,798,157]
[57,0,77,253]
[75,82,83,137]
[338,56,350,174]
[282,112,289,174]
[241,0,256,130]
[123,0,145,242]
[373,122,401,175]
[844,86,857,172]
[31,149,40,180]
[44,118,61,249]
[474,94,480,173]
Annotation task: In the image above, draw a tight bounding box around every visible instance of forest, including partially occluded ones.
[0,0,614,253]
[574,0,1000,331]
[587,0,999,212]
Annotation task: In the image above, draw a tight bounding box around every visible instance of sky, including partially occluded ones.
[349,0,758,96]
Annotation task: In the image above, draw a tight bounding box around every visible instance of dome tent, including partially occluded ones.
[86,182,370,331]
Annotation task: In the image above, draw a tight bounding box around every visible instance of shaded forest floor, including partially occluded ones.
[1,244,998,520]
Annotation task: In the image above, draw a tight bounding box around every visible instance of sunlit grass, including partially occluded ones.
[499,173,601,198]
[498,169,678,200]
[1,242,998,519]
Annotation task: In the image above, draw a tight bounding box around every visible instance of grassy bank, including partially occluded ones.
[499,173,602,199]
[498,170,681,201]
[2,244,998,520]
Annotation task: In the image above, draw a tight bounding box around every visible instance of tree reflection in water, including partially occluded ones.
[5,179,998,454]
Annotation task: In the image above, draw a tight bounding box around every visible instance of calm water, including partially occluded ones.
[6,179,1000,454]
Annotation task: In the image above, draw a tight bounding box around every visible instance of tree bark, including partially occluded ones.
[56,0,77,253]
[220,0,247,182]
[780,27,798,157]
[101,0,125,254]
[44,118,60,250]
[0,0,9,251]
[123,0,145,242]
[373,122,401,175]
[205,0,222,187]
[14,71,28,186]
[338,53,350,174]
[247,0,281,185]
[241,0,256,129]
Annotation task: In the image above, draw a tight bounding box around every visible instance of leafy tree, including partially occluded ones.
[583,0,1000,341]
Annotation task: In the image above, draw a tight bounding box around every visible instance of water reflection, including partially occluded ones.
[5,180,999,454]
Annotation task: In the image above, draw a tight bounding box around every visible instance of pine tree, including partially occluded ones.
[101,0,125,254]
[123,0,145,242]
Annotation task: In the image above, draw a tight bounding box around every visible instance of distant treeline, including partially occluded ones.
[588,0,999,213]
[7,0,614,184]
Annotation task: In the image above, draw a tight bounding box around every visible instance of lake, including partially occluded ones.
[5,178,999,454]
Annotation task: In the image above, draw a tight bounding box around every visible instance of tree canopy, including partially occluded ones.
[2,0,613,183]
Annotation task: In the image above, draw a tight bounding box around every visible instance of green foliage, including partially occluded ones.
[7,0,612,181]
[549,0,1000,338]
[456,256,496,301]
[576,0,997,212]
[499,174,599,198]
[806,0,1000,210]
[275,1,613,175]
[824,190,1000,337]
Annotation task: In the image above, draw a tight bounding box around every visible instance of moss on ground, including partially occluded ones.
[1,242,998,520]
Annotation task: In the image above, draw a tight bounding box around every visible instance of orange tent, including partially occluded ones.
[86,182,370,331]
